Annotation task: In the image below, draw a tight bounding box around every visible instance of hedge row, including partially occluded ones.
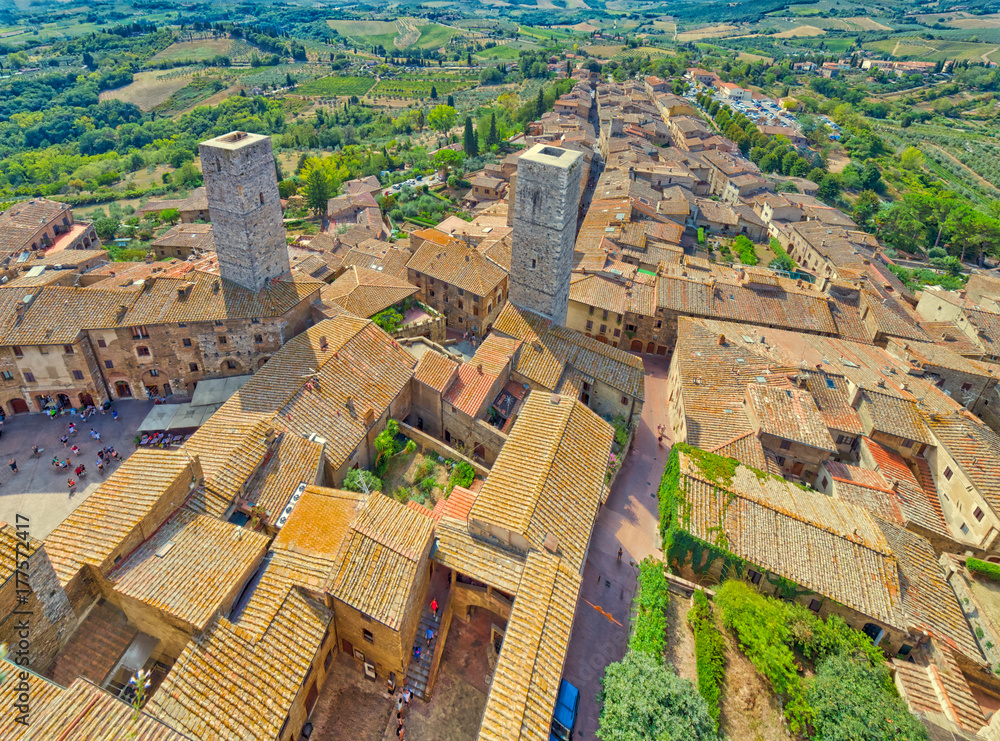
[688,590,726,729]
[629,557,669,657]
[968,557,1000,582]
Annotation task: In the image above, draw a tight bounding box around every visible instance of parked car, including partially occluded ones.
[550,680,579,741]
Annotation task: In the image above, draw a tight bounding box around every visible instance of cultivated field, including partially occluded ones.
[99,69,196,110]
[677,24,742,41]
[865,36,1000,63]
[293,75,376,97]
[151,38,238,63]
[369,74,479,99]
[774,25,826,38]
[327,18,462,50]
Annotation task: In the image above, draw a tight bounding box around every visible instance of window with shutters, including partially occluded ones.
[72,370,84,380]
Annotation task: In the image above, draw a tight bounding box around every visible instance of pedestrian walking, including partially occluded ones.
[51,457,59,467]
[402,688,412,705]
[61,436,68,448]
[617,546,623,563]
[112,410,118,422]
[430,598,438,621]
[67,478,76,492]
[68,422,76,435]
[425,626,434,647]
[396,695,405,713]
[71,445,80,456]
[7,459,16,474]
[97,459,104,475]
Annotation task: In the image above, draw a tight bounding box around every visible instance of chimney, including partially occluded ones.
[718,334,726,346]
[542,532,560,553]
[364,408,375,428]
[477,363,483,374]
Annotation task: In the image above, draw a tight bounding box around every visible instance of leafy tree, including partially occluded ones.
[159,208,180,225]
[597,650,715,741]
[432,148,463,177]
[427,104,457,134]
[343,468,382,494]
[94,217,120,242]
[176,161,202,188]
[817,173,842,200]
[463,116,478,157]
[900,146,924,171]
[303,167,332,217]
[808,654,929,741]
[852,190,881,229]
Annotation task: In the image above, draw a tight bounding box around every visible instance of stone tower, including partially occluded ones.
[510,143,583,326]
[199,131,290,292]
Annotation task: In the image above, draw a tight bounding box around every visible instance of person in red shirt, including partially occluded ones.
[430,598,438,621]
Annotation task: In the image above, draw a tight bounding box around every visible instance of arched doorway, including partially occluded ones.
[862,622,885,645]
[630,339,643,352]
[8,399,28,415]
[142,369,163,397]
[34,395,47,412]
[645,342,655,353]
[257,357,270,369]
[115,381,133,398]
[79,393,94,408]
[57,393,71,409]
[221,359,243,374]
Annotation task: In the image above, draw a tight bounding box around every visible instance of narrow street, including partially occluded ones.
[560,356,672,739]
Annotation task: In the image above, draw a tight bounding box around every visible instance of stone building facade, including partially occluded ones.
[199,132,290,292]
[510,144,584,326]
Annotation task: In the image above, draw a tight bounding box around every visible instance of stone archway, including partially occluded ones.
[630,339,643,352]
[115,381,133,399]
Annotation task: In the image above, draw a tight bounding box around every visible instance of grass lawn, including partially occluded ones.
[294,75,376,97]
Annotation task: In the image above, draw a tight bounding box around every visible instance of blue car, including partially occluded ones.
[550,680,580,741]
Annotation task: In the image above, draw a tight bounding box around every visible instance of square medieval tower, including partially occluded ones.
[199,131,290,292]
[510,144,583,326]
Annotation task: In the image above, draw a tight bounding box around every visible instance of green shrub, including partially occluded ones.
[732,235,759,266]
[968,557,1000,582]
[714,580,812,734]
[629,558,669,657]
[344,468,382,494]
[447,460,476,494]
[688,590,726,728]
[413,458,436,481]
[373,307,405,333]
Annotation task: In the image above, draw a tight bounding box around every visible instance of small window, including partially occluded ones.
[72,370,84,381]
[178,323,187,328]
[626,324,637,332]
[251,318,261,324]
[12,346,22,358]
[149,369,159,377]
[226,360,237,370]
[132,326,150,339]
[104,360,114,369]
[588,306,594,316]
[458,300,464,310]
[23,371,35,383]
[182,338,192,347]
[825,378,836,389]
[975,507,985,522]
[808,599,821,613]
[363,629,374,644]
[655,320,662,329]
[898,644,912,657]
[748,568,762,585]
[137,346,151,357]
[900,438,914,448]
[586,320,593,331]
[259,191,264,205]
[97,339,107,348]
[961,522,970,535]
[602,310,609,321]
[613,328,620,337]
[775,455,786,466]
[214,320,224,327]
[189,362,199,372]
[458,288,464,297]
[473,307,479,317]
[962,382,972,391]
[218,336,228,345]
[63,344,74,355]
[944,466,953,481]
[821,477,828,489]
[620,395,628,405]
[779,439,792,450]
[531,258,536,269]
[0,371,11,381]
[600,324,607,334]
[254,334,263,343]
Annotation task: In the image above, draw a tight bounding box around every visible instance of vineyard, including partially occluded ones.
[612,46,674,62]
[150,37,250,63]
[369,75,479,99]
[294,75,376,97]
[99,69,197,110]
[327,17,464,50]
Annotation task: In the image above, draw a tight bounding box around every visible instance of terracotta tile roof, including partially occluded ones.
[493,303,645,400]
[796,371,864,435]
[407,237,507,297]
[708,431,771,472]
[858,388,930,444]
[7,675,193,740]
[963,309,1000,356]
[444,363,498,417]
[747,384,838,452]
[926,415,1000,516]
[148,585,331,740]
[678,449,903,627]
[861,438,949,538]
[321,265,417,319]
[879,521,983,664]
[0,199,71,259]
[413,350,460,392]
[431,486,477,522]
[892,339,996,379]
[44,449,195,587]
[328,493,434,629]
[109,509,269,631]
[245,433,324,525]
[471,334,522,377]
[893,647,987,732]
[569,272,626,315]
[205,317,416,472]
[23,248,107,269]
[919,322,986,357]
[151,223,215,253]
[470,393,613,574]
[477,551,581,741]
[337,241,411,281]
[432,516,524,595]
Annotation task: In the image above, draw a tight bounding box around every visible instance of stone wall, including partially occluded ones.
[510,145,583,326]
[398,422,491,477]
[199,132,290,293]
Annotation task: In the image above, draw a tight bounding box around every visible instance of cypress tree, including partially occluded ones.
[536,87,545,118]
[463,117,478,156]
[487,112,498,149]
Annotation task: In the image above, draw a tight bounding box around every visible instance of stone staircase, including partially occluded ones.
[403,607,440,700]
